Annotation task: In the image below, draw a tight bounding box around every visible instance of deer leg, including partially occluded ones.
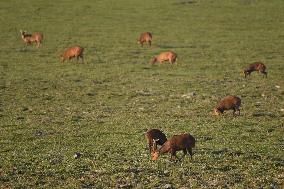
[258,70,263,77]
[149,41,151,47]
[181,149,187,159]
[174,57,178,65]
[187,148,193,159]
[173,58,177,65]
[170,150,177,161]
[232,108,236,116]
[80,55,84,63]
[76,56,80,63]
[237,108,241,115]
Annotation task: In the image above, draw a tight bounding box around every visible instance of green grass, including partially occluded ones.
[1,0,284,188]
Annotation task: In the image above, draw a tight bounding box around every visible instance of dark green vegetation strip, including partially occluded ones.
[0,0,283,188]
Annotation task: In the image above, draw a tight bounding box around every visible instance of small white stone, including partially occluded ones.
[275,85,280,89]
[164,170,170,175]
[164,184,173,189]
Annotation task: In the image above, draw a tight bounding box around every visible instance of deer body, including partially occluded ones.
[243,62,267,78]
[152,133,195,161]
[151,51,177,64]
[213,95,241,116]
[20,30,43,47]
[61,46,84,63]
[145,129,167,154]
[138,32,152,47]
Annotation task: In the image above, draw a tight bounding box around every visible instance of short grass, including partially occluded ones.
[0,0,284,188]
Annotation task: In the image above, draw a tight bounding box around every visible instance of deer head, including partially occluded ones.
[213,108,221,116]
[150,57,157,64]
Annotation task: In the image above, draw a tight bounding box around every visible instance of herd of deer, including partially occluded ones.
[20,30,268,161]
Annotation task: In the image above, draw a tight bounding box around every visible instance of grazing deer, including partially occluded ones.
[138,32,152,47]
[145,129,167,154]
[213,95,241,116]
[151,51,177,64]
[243,62,267,78]
[20,30,43,47]
[151,133,196,161]
[60,46,84,63]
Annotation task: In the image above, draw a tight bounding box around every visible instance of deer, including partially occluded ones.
[151,133,196,161]
[151,51,177,64]
[20,30,43,47]
[213,95,241,116]
[137,32,152,47]
[60,45,84,63]
[243,62,267,78]
[145,129,167,154]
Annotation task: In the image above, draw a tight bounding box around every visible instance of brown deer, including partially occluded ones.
[151,133,196,161]
[243,62,267,78]
[145,129,167,154]
[213,95,241,116]
[137,32,152,47]
[20,30,43,47]
[60,46,84,63]
[151,51,177,64]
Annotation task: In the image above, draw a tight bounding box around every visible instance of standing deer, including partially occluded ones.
[151,133,196,161]
[20,30,43,47]
[243,62,267,78]
[137,32,152,47]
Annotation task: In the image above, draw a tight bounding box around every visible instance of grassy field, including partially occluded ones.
[1,0,284,188]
